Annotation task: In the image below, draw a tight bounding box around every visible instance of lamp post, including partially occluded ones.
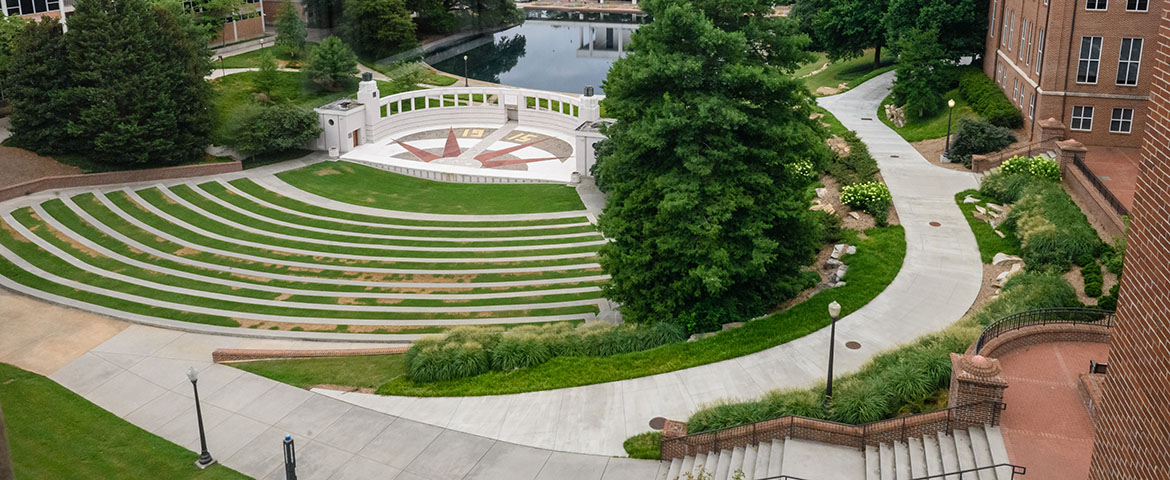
[218,55,225,79]
[463,55,469,87]
[944,98,956,158]
[283,435,297,480]
[824,301,842,406]
[186,367,216,469]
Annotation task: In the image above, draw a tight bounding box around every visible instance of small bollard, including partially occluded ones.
[283,435,297,480]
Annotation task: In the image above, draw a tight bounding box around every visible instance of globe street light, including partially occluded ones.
[944,98,956,159]
[186,367,216,469]
[463,55,469,87]
[824,301,842,406]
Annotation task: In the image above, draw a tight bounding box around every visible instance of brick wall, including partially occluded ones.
[0,160,242,203]
[1086,0,1170,476]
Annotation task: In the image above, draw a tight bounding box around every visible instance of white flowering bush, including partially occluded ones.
[788,159,815,181]
[1000,155,1060,182]
[840,181,892,225]
[1000,155,1032,175]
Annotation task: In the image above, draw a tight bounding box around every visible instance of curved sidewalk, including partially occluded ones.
[320,71,985,456]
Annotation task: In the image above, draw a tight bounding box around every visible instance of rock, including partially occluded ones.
[848,211,860,219]
[825,258,843,269]
[995,230,1006,238]
[815,187,828,199]
[688,332,719,342]
[987,203,1005,212]
[810,112,824,121]
[835,264,849,281]
[721,322,745,331]
[963,195,980,204]
[832,281,847,288]
[846,245,857,255]
[831,244,845,259]
[992,253,1024,265]
[972,211,988,222]
[1009,263,1022,274]
[993,263,1024,288]
[822,204,836,215]
[974,205,988,215]
[988,219,999,229]
[826,136,851,157]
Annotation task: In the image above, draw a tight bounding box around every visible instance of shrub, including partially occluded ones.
[957,67,1023,128]
[827,131,879,186]
[812,209,843,244]
[491,333,552,371]
[1097,294,1117,311]
[229,103,322,155]
[979,171,1035,204]
[950,118,1016,165]
[840,182,892,226]
[1075,253,1095,269]
[1003,182,1102,270]
[407,341,490,382]
[1084,281,1103,298]
[623,431,662,459]
[972,273,1079,325]
[1000,155,1060,182]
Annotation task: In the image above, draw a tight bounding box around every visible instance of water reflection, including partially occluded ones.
[428,10,645,94]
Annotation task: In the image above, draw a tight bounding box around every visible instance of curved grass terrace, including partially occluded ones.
[0,163,607,336]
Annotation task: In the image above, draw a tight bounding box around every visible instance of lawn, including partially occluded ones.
[798,49,895,96]
[955,189,1020,263]
[231,354,408,389]
[878,89,978,143]
[276,162,587,214]
[0,363,248,480]
[218,43,316,69]
[813,105,849,138]
[227,226,907,397]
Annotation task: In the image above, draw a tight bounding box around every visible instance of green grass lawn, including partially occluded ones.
[229,226,907,397]
[0,363,249,480]
[798,50,895,96]
[956,189,1020,263]
[219,43,316,69]
[276,162,587,214]
[878,89,978,143]
[813,105,849,138]
[231,355,408,389]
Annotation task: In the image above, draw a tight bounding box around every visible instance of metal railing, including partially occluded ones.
[660,401,1005,461]
[973,307,1115,354]
[1071,153,1130,217]
[911,463,1027,479]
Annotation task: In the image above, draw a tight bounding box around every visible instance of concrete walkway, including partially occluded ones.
[315,71,984,456]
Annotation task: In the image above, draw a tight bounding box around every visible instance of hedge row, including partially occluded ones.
[957,67,1023,129]
[405,322,686,382]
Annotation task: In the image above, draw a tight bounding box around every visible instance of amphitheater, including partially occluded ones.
[0,161,609,342]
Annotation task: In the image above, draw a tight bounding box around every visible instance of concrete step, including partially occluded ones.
[741,444,758,480]
[692,452,709,479]
[663,458,681,480]
[879,443,896,480]
[766,439,784,477]
[908,437,927,479]
[922,434,945,478]
[968,427,998,480]
[985,426,1014,480]
[953,429,977,473]
[714,448,733,480]
[726,447,745,480]
[752,440,771,480]
[679,455,695,480]
[894,441,911,480]
[779,437,866,479]
[937,432,961,480]
[864,445,881,480]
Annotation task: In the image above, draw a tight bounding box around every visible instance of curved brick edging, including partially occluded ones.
[972,323,1112,359]
[212,346,409,362]
[0,160,242,203]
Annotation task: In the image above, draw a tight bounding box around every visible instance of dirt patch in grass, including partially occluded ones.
[1,219,31,243]
[175,247,202,256]
[313,167,341,176]
[47,224,103,258]
[274,293,292,301]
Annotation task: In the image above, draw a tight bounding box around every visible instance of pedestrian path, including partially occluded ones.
[318,71,984,456]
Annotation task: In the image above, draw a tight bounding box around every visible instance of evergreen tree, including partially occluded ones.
[891,28,950,118]
[275,0,308,59]
[340,0,418,59]
[596,0,825,332]
[151,4,215,164]
[6,18,70,153]
[305,36,358,90]
[406,0,454,34]
[0,15,27,99]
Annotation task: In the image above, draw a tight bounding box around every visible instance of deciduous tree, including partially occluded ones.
[884,0,987,61]
[596,0,825,332]
[811,0,889,66]
[340,0,417,59]
[275,0,308,58]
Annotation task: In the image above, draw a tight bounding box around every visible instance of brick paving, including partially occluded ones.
[1082,146,1140,210]
[997,341,1109,479]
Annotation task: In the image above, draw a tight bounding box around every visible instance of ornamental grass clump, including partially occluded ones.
[840,181,893,226]
[404,322,686,382]
[1003,182,1101,270]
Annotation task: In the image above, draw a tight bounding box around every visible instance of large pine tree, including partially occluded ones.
[596,0,827,332]
[6,18,71,154]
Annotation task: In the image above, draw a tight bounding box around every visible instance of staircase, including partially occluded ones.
[656,425,1017,480]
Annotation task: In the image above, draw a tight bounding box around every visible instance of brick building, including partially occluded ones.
[1084,0,1170,476]
[1,0,266,45]
[984,0,1158,147]
[2,0,69,21]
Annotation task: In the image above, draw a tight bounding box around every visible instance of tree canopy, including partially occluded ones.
[810,0,890,65]
[275,0,308,58]
[6,18,70,153]
[340,0,418,59]
[306,36,358,90]
[891,28,949,118]
[595,0,826,332]
[884,0,988,61]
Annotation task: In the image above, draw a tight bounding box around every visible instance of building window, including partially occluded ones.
[1013,79,1019,105]
[1008,11,1015,50]
[1077,36,1103,83]
[1019,19,1027,60]
[991,0,997,37]
[1026,24,1033,64]
[1117,38,1142,86]
[1072,106,1094,131]
[1087,0,1107,10]
[4,0,60,16]
[1029,94,1036,119]
[1036,29,1045,74]
[1002,10,1010,45]
[1127,0,1148,11]
[1111,108,1134,133]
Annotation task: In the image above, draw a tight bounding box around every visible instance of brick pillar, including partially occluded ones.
[949,353,1009,409]
[971,154,990,172]
[1055,139,1088,175]
[1038,117,1067,142]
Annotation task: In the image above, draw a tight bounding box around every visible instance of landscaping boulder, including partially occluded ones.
[831,244,845,259]
[992,253,1024,266]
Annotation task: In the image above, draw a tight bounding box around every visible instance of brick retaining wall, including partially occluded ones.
[0,160,242,203]
[973,323,1112,359]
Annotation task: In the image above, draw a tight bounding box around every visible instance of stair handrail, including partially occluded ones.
[973,307,1115,354]
[910,463,1027,479]
[660,401,1005,461]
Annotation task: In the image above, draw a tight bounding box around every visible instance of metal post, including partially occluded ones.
[944,100,955,156]
[188,369,215,469]
[825,311,840,405]
[283,435,297,480]
[463,55,469,88]
[218,56,226,79]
